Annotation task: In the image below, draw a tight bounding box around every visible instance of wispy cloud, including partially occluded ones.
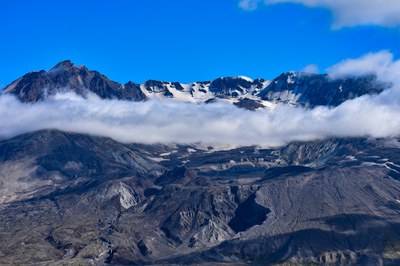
[240,0,400,28]
[302,64,319,74]
[239,0,261,11]
[1,51,400,147]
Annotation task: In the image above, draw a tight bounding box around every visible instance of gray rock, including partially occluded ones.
[1,131,400,265]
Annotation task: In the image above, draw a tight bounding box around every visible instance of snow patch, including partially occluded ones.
[237,76,254,82]
[287,75,295,84]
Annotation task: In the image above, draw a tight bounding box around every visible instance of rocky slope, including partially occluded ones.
[0,130,400,265]
[2,61,388,109]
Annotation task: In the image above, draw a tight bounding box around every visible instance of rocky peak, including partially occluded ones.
[2,60,147,102]
[49,60,75,72]
[143,80,174,97]
[209,76,254,97]
[257,71,388,107]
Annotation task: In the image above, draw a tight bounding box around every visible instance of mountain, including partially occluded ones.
[1,62,400,265]
[2,60,388,109]
[258,71,386,107]
[2,60,147,102]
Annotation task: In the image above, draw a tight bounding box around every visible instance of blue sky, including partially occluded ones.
[1,0,399,87]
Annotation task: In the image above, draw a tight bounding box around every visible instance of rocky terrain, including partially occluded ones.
[0,62,399,265]
[0,130,400,265]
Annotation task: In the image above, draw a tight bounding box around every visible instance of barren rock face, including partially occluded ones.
[0,130,400,265]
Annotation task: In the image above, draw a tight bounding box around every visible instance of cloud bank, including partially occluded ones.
[0,51,400,147]
[328,51,400,81]
[240,0,400,28]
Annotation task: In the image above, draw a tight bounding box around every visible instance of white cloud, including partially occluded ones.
[327,50,400,82]
[239,0,260,11]
[302,64,319,74]
[0,93,395,145]
[240,0,400,28]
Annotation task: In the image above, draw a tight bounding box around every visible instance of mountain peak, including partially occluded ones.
[49,60,75,72]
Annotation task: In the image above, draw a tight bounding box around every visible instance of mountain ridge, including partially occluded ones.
[2,60,388,110]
